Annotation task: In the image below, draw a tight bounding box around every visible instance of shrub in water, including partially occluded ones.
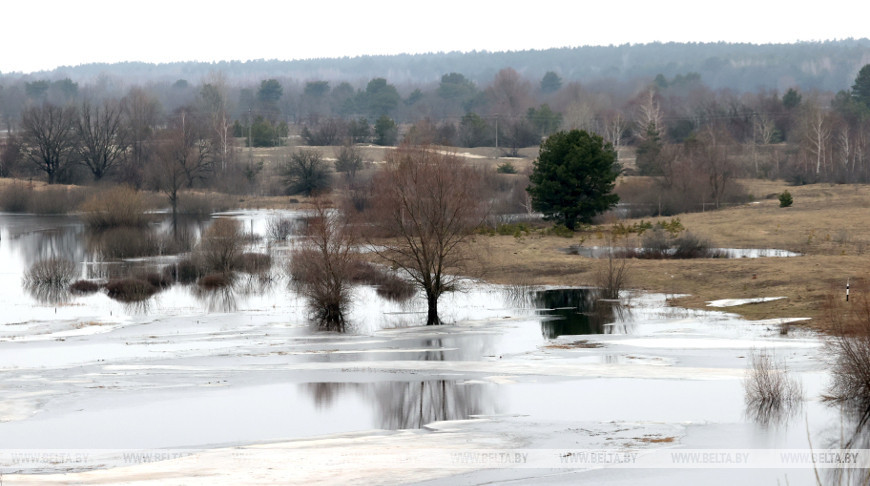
[105,278,158,302]
[743,348,803,424]
[0,182,33,212]
[349,261,416,302]
[198,273,233,289]
[235,252,272,274]
[80,186,149,228]
[266,215,297,241]
[163,258,202,284]
[177,191,235,217]
[25,257,77,287]
[198,219,245,273]
[69,279,102,294]
[140,271,172,289]
[89,227,161,259]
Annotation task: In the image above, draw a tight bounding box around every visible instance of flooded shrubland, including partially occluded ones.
[0,209,865,484]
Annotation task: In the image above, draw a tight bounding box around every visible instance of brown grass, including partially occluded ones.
[545,340,605,349]
[80,186,149,228]
[636,436,676,443]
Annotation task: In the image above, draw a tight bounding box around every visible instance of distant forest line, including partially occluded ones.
[3,40,870,92]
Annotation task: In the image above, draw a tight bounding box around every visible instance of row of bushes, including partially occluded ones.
[0,183,90,214]
[348,261,416,301]
[0,181,235,220]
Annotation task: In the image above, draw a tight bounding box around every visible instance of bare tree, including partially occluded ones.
[634,88,663,143]
[198,75,233,171]
[603,111,627,152]
[76,98,129,181]
[151,135,188,234]
[689,127,738,209]
[368,146,487,325]
[150,108,212,233]
[288,200,357,332]
[165,107,214,188]
[20,102,78,184]
[121,87,161,187]
[800,100,832,176]
[485,68,533,118]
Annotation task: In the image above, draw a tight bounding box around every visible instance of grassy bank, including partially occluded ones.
[477,179,870,330]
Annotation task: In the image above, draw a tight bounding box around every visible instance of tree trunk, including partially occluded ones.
[426,293,440,326]
[171,195,178,238]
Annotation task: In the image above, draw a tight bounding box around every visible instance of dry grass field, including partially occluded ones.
[477,178,870,329]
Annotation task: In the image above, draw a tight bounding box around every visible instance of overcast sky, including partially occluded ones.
[2,0,868,74]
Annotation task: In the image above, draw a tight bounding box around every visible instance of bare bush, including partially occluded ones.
[595,246,631,300]
[176,191,235,217]
[164,258,202,284]
[349,261,416,301]
[139,271,172,289]
[88,227,161,259]
[198,273,233,289]
[0,182,34,212]
[198,219,245,274]
[235,252,272,274]
[25,257,77,287]
[824,295,870,409]
[69,279,102,294]
[334,144,364,181]
[266,215,297,241]
[105,278,158,302]
[744,348,803,425]
[672,232,717,258]
[634,229,719,259]
[0,183,89,214]
[80,185,149,228]
[640,228,671,258]
[288,201,357,332]
[31,186,89,214]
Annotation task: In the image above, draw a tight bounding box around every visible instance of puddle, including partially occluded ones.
[569,246,800,258]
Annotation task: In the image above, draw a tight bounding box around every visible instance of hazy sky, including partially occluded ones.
[2,0,868,74]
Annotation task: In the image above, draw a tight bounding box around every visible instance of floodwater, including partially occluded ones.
[0,211,862,485]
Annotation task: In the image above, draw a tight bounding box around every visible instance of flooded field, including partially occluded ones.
[0,211,864,485]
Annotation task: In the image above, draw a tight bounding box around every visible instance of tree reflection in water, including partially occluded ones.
[303,380,492,430]
[820,407,870,485]
[533,288,631,338]
[24,280,72,305]
[303,338,494,429]
[192,281,239,313]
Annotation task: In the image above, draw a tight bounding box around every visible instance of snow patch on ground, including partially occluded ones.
[706,297,787,307]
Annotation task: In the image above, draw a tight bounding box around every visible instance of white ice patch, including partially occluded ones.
[706,297,787,307]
